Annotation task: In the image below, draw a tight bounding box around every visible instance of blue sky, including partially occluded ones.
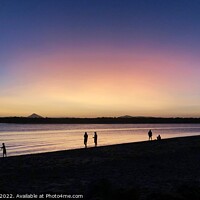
[0,0,200,117]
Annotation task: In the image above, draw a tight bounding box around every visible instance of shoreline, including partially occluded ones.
[1,135,200,199]
[5,134,200,158]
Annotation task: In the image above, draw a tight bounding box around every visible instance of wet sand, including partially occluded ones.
[1,135,200,199]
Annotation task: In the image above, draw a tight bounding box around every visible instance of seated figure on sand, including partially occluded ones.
[157,135,161,141]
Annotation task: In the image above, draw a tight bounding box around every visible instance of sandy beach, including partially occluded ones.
[1,135,200,199]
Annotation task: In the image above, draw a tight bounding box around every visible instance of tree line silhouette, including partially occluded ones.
[0,117,200,124]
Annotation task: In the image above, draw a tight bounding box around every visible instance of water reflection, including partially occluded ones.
[0,124,200,156]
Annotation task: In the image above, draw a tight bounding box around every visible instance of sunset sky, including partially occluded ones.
[1,0,200,117]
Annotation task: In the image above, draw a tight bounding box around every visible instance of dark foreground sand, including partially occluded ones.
[1,136,200,200]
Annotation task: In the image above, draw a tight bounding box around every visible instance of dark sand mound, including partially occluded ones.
[1,136,200,199]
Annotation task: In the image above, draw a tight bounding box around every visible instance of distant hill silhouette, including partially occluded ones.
[28,113,43,118]
[118,115,133,118]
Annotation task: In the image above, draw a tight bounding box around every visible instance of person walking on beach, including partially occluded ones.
[1,143,7,158]
[84,132,88,148]
[93,132,98,147]
[148,129,153,140]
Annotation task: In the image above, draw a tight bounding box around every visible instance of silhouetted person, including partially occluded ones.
[1,143,7,158]
[148,129,152,140]
[157,134,161,141]
[84,132,88,148]
[93,132,98,147]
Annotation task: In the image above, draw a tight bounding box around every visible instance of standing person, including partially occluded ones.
[84,132,88,148]
[93,132,98,147]
[148,129,153,140]
[1,143,7,158]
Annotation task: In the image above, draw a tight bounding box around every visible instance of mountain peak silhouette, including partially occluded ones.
[28,113,43,118]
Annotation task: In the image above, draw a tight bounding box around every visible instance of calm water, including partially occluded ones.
[0,123,200,156]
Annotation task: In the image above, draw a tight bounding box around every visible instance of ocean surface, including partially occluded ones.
[0,123,200,156]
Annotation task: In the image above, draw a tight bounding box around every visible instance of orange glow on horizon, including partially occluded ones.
[1,46,200,117]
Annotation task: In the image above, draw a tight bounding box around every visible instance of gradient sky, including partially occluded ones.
[1,0,200,117]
